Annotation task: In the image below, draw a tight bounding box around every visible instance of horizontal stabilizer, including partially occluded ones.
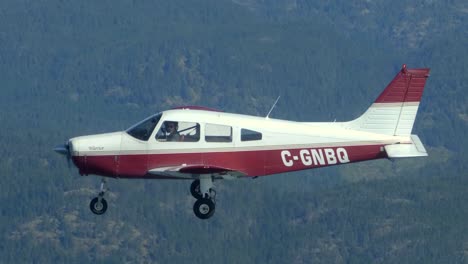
[385,135,428,158]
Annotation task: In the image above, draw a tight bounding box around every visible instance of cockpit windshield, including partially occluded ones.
[126,113,162,141]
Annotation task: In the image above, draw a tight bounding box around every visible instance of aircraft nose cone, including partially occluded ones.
[54,140,74,168]
[54,140,77,157]
[54,143,69,156]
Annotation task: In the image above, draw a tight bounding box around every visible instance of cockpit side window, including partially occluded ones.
[156,121,200,142]
[126,113,162,141]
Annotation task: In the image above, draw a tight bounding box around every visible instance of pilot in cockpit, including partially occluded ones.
[165,121,181,141]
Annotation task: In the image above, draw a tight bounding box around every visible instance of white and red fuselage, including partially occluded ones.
[66,65,430,181]
[70,112,390,179]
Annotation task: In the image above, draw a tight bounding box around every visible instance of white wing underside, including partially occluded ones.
[148,165,246,179]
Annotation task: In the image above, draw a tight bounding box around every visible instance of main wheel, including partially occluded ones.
[193,198,215,219]
[90,197,108,215]
[190,180,203,199]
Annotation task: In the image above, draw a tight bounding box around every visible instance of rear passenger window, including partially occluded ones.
[241,129,262,141]
[205,124,232,142]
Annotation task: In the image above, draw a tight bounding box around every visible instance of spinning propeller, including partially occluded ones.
[54,141,72,168]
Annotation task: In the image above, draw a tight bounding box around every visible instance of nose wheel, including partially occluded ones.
[191,177,216,219]
[90,196,107,215]
[90,179,108,215]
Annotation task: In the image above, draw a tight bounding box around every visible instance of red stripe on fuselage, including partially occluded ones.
[73,144,387,179]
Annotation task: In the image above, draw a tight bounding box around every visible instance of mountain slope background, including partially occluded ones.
[0,0,467,263]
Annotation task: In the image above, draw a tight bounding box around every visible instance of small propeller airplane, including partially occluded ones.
[55,65,430,219]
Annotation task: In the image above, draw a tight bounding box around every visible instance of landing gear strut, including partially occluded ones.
[191,176,216,219]
[90,179,108,215]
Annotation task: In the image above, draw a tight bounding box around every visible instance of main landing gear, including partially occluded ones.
[190,177,216,219]
[90,179,108,215]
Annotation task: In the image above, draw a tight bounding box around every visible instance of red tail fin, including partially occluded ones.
[344,65,430,136]
[374,64,430,103]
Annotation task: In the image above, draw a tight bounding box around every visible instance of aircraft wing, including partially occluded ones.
[147,164,247,179]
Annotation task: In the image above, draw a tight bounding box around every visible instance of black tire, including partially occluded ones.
[190,180,203,199]
[90,197,108,215]
[193,199,215,219]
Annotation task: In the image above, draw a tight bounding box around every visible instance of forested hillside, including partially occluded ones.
[0,0,467,263]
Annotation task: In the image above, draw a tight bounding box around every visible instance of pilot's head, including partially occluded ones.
[166,121,178,134]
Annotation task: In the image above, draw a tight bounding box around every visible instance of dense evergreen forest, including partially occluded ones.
[1,0,467,263]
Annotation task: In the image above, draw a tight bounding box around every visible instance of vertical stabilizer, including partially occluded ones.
[344,65,430,136]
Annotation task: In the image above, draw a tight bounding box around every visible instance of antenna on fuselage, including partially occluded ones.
[266,96,281,119]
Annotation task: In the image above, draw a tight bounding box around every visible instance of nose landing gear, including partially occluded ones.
[191,177,216,219]
[90,179,108,215]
